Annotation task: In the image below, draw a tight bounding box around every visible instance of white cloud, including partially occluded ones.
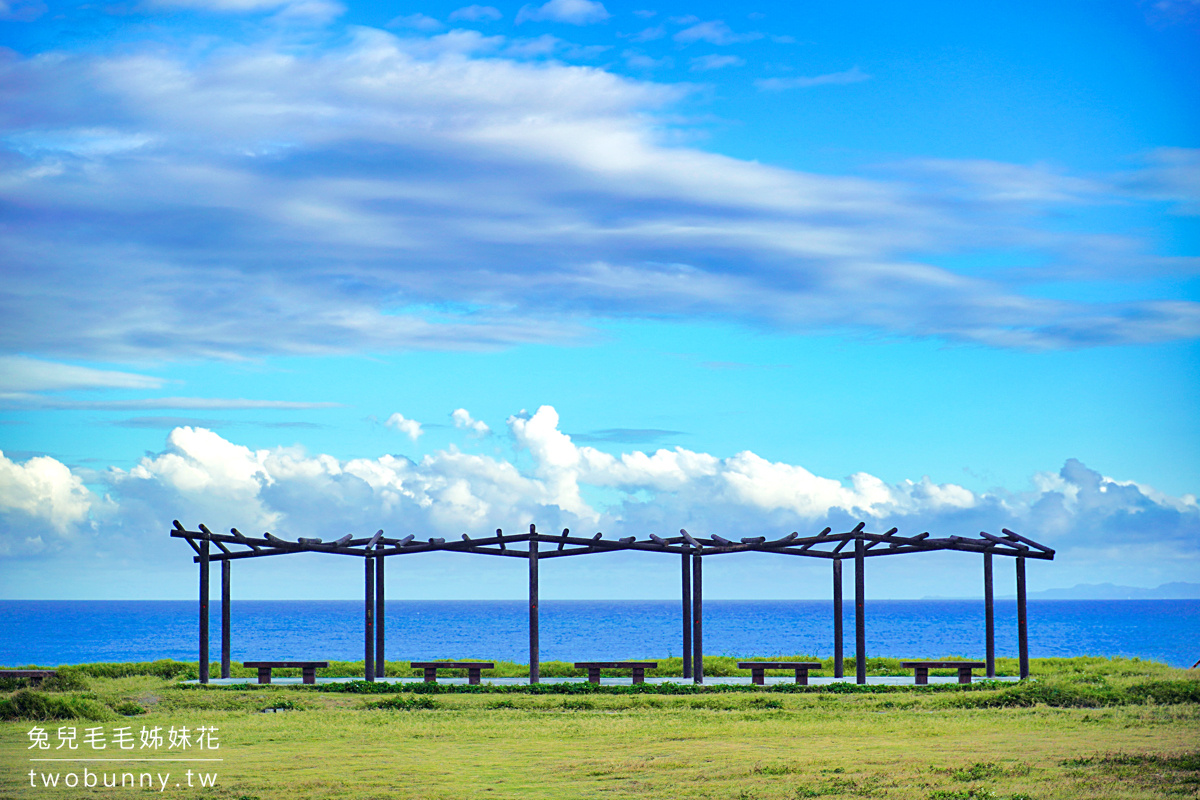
[143,0,343,22]
[387,12,444,31]
[386,412,424,441]
[516,0,609,25]
[451,408,491,436]
[4,411,1197,593]
[0,29,1195,359]
[0,396,339,410]
[755,66,871,91]
[1116,147,1200,215]
[0,357,164,393]
[673,20,762,45]
[623,50,672,69]
[689,54,744,71]
[449,4,502,21]
[0,451,94,553]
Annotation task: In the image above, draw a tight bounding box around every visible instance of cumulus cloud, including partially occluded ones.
[451,408,491,436]
[0,451,95,554]
[386,412,424,441]
[3,409,1197,592]
[516,0,609,25]
[0,28,1196,361]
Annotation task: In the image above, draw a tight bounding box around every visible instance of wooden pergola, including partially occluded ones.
[171,521,1054,685]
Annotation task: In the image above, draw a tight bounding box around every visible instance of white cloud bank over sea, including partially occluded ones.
[2,406,1196,598]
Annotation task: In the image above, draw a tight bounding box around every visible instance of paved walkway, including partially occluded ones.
[190,675,1018,686]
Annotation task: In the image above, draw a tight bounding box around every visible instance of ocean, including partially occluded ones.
[2,599,1197,669]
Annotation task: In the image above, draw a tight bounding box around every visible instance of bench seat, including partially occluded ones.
[0,669,57,687]
[737,661,823,685]
[410,662,495,685]
[900,660,986,685]
[573,661,658,684]
[242,661,329,685]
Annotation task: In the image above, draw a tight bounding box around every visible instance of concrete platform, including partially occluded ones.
[187,675,1019,686]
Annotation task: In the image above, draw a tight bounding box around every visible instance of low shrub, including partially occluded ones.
[364,695,439,711]
[0,690,113,721]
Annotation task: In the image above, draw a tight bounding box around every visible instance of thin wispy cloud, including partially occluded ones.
[689,54,744,71]
[516,0,609,25]
[0,357,164,393]
[755,65,871,90]
[0,28,1196,362]
[449,4,502,22]
[387,12,444,31]
[0,396,340,410]
[674,19,762,45]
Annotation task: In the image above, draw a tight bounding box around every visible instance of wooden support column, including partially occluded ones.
[529,532,540,684]
[375,544,385,678]
[221,559,231,679]
[1016,555,1029,680]
[833,558,844,679]
[199,538,210,685]
[692,553,703,684]
[854,534,866,685]
[364,554,375,682]
[681,551,692,679]
[984,552,995,679]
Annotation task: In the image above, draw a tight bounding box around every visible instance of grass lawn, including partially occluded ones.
[2,658,1198,799]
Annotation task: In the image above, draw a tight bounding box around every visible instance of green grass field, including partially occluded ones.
[2,657,1198,799]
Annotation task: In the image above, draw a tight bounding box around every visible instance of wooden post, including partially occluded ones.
[681,551,692,679]
[984,552,995,679]
[529,530,540,684]
[375,544,385,678]
[364,554,375,682]
[855,534,866,685]
[833,558,843,679]
[1017,555,1029,680]
[221,559,230,679]
[199,537,209,685]
[692,553,703,684]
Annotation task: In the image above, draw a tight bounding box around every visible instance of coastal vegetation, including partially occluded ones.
[1,657,1197,799]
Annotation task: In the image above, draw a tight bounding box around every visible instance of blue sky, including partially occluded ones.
[0,0,1197,600]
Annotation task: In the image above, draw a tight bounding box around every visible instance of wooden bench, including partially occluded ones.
[574,661,658,684]
[242,661,329,685]
[0,669,57,687]
[737,661,823,686]
[410,662,495,685]
[900,660,986,685]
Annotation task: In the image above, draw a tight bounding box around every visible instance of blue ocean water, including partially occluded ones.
[2,599,1197,668]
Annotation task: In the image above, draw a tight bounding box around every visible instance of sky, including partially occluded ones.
[0,0,1197,600]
